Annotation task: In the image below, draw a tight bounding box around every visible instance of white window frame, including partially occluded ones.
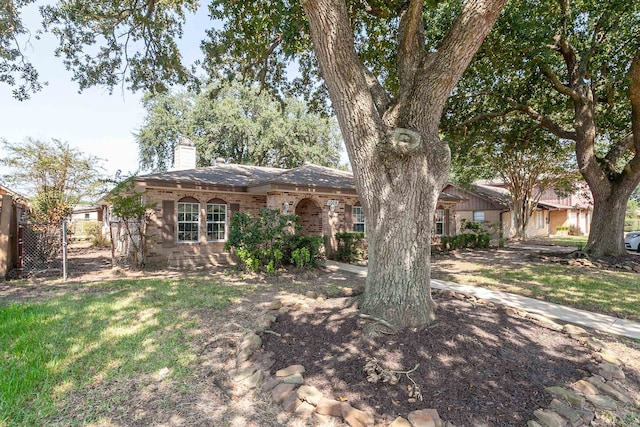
[535,210,545,229]
[206,203,227,242]
[435,209,445,236]
[472,210,485,222]
[177,202,200,242]
[353,206,366,234]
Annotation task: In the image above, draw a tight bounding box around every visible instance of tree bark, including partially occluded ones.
[587,187,631,256]
[302,0,507,330]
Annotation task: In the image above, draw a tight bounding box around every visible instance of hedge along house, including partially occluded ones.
[130,144,463,267]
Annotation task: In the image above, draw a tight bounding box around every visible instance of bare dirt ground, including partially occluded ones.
[1,243,639,426]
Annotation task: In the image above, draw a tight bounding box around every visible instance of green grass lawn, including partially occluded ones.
[527,235,589,248]
[0,277,252,426]
[437,263,640,320]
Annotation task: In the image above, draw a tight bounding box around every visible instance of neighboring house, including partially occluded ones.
[446,180,593,239]
[70,204,104,239]
[71,205,103,222]
[123,145,464,267]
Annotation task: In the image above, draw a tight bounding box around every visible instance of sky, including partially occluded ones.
[0,3,211,182]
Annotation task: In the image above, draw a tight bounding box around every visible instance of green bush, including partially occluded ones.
[334,232,366,262]
[441,231,491,250]
[225,209,324,272]
[624,218,640,232]
[84,221,110,247]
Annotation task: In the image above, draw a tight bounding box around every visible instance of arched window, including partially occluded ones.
[177,197,200,242]
[206,198,227,241]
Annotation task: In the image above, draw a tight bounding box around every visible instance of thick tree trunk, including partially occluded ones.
[361,144,446,330]
[585,186,634,256]
[302,0,507,330]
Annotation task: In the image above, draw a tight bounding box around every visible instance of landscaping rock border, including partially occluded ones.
[226,289,639,427]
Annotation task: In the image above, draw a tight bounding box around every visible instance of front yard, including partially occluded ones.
[432,247,640,321]
[1,244,639,426]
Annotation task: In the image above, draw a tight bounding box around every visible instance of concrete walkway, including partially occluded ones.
[324,260,640,340]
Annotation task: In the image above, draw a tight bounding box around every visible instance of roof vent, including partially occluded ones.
[215,157,226,166]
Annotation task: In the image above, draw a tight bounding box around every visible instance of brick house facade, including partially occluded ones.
[128,163,461,267]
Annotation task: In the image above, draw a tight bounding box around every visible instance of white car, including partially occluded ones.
[625,231,640,252]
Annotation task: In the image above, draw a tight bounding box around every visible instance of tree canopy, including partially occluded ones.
[447,0,640,255]
[136,82,344,171]
[1,0,43,100]
[1,137,105,221]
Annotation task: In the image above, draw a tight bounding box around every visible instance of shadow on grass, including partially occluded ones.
[0,277,249,426]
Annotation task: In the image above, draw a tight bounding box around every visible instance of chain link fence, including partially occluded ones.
[17,220,67,279]
[109,220,143,266]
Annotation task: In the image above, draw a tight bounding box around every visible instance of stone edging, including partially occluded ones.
[227,293,639,427]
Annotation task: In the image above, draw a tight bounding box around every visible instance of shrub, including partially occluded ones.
[334,232,366,262]
[225,209,324,272]
[441,231,491,251]
[84,221,110,247]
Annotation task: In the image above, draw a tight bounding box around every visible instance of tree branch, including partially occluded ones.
[603,134,634,166]
[417,0,508,117]
[364,68,392,114]
[397,0,425,88]
[539,64,579,101]
[513,105,577,140]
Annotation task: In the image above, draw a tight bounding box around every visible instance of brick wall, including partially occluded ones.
[141,188,362,266]
[143,188,266,267]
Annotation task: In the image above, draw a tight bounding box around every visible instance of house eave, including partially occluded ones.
[135,179,249,194]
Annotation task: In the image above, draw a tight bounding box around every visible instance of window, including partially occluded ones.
[535,210,546,229]
[472,211,485,222]
[84,213,90,219]
[177,200,200,242]
[353,206,366,233]
[206,202,227,241]
[435,209,445,236]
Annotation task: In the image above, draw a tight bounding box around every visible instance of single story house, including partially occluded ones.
[124,145,464,267]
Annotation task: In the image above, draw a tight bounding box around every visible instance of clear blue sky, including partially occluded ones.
[0,3,211,180]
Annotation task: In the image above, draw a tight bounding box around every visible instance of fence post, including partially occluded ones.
[17,223,23,279]
[62,219,68,281]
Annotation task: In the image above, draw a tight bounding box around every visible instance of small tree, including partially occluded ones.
[1,137,104,223]
[105,178,155,268]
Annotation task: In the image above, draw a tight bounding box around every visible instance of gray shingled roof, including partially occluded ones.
[252,163,355,190]
[136,162,357,191]
[135,164,286,188]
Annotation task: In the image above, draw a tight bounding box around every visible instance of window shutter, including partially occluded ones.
[229,203,240,219]
[345,204,352,231]
[445,209,450,236]
[162,200,175,246]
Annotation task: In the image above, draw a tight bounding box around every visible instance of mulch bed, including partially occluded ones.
[262,291,594,426]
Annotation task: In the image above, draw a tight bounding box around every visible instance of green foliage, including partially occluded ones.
[441,223,491,251]
[84,221,109,247]
[105,177,156,268]
[0,0,43,100]
[1,137,104,222]
[225,209,324,272]
[31,188,72,224]
[136,81,343,171]
[334,231,366,263]
[39,0,198,94]
[291,247,310,269]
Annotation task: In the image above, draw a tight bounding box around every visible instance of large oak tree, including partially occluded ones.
[35,0,507,330]
[448,0,640,256]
